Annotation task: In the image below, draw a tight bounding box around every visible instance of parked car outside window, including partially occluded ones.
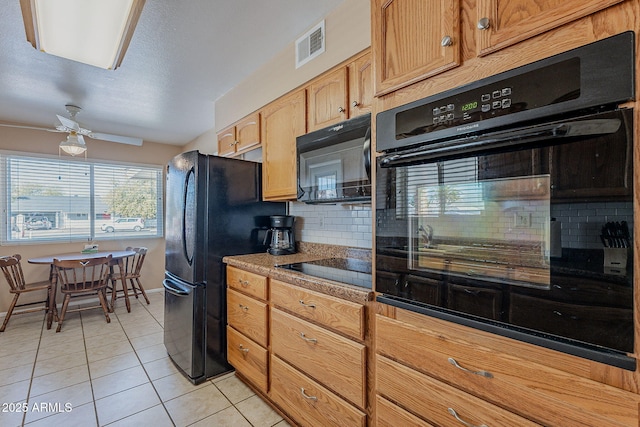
[101,218,145,232]
[25,216,52,230]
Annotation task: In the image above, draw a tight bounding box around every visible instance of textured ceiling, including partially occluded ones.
[0,0,345,145]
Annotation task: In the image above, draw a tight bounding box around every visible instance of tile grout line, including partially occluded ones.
[80,311,102,427]
[20,314,46,427]
[105,301,177,427]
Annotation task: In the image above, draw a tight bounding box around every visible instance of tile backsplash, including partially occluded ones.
[289,202,372,249]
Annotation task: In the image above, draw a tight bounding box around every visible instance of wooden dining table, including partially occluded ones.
[28,250,136,328]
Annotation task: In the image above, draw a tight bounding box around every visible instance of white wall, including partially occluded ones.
[185,0,371,156]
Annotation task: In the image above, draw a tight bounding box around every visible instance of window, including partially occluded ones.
[1,153,164,244]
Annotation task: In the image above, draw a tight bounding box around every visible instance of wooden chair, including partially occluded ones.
[109,247,149,312]
[0,254,53,332]
[53,255,112,332]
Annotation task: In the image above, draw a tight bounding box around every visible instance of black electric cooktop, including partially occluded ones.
[276,258,372,288]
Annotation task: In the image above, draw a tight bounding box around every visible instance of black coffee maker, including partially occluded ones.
[264,215,296,255]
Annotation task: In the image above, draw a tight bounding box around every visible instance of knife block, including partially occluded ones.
[603,248,627,269]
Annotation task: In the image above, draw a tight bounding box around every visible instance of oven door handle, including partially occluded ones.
[379,118,621,168]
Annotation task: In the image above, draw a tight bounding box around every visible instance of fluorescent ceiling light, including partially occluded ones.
[20,0,145,70]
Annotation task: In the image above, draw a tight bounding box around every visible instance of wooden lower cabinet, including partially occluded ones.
[375,309,640,426]
[376,396,434,427]
[271,308,366,408]
[226,267,270,394]
[269,355,366,427]
[270,279,365,340]
[227,288,268,347]
[226,326,268,392]
[377,355,540,426]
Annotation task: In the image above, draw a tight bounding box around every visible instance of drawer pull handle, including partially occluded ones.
[299,332,317,344]
[238,279,250,287]
[299,300,316,309]
[448,357,493,378]
[447,408,488,427]
[300,387,318,401]
[238,344,249,354]
[238,304,249,312]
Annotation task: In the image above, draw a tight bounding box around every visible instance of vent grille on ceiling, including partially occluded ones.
[296,20,325,69]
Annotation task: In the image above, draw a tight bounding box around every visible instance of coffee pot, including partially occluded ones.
[263,215,296,255]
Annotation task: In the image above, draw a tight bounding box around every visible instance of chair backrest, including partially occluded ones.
[0,254,26,292]
[54,255,112,292]
[125,247,147,276]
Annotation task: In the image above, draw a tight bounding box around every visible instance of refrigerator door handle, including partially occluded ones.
[163,277,192,296]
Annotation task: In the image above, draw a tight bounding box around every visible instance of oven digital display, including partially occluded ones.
[460,101,478,112]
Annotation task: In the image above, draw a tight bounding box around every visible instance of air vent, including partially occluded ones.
[295,20,325,69]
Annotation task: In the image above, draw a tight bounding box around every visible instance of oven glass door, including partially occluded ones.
[376,109,634,355]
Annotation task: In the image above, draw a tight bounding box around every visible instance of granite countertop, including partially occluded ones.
[223,243,374,304]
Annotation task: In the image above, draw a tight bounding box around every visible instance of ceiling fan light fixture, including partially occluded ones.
[59,132,87,156]
[20,0,145,70]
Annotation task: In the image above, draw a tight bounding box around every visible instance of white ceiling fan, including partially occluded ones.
[0,104,143,148]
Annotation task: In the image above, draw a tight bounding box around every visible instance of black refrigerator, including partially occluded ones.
[163,150,285,384]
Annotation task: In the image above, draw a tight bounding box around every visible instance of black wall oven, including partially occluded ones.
[375,32,635,370]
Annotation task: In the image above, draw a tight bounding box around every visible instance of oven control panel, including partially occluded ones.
[394,57,581,141]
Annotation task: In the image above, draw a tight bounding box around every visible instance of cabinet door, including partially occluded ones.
[235,112,261,153]
[261,89,306,201]
[307,67,348,132]
[217,125,236,157]
[348,52,373,117]
[373,0,460,96]
[227,326,268,392]
[227,288,268,347]
[476,0,625,56]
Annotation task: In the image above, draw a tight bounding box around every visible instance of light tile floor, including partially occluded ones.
[0,290,291,427]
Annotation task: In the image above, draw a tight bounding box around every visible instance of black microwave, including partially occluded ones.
[296,114,371,204]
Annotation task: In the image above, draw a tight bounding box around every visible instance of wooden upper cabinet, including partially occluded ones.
[348,52,373,117]
[307,67,348,132]
[261,89,306,201]
[475,0,625,56]
[217,126,236,157]
[373,0,460,96]
[217,112,261,157]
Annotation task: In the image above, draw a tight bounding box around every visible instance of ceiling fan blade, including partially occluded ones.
[88,132,143,146]
[0,123,64,133]
[56,114,80,132]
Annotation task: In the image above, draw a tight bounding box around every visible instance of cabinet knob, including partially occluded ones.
[238,344,249,354]
[441,35,453,47]
[338,106,345,113]
[477,17,490,30]
[352,101,359,107]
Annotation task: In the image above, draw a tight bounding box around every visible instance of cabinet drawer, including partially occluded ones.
[376,395,435,427]
[376,313,640,426]
[270,279,364,340]
[269,355,366,427]
[226,266,268,300]
[226,326,267,392]
[271,308,366,408]
[227,289,268,347]
[377,355,540,426]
